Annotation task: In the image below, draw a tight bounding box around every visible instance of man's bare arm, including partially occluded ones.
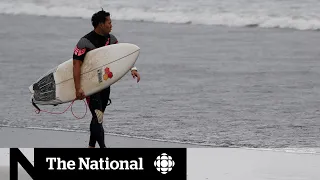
[73,60,82,89]
[73,59,85,99]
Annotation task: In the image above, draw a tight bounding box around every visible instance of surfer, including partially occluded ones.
[72,9,141,148]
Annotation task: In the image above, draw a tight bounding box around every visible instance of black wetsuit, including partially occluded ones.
[73,31,118,148]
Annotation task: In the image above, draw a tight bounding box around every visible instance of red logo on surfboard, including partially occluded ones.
[103,67,113,80]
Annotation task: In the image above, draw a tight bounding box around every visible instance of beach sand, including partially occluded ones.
[0,127,320,180]
[188,148,320,180]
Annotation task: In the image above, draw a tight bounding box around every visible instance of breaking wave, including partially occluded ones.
[1,0,320,31]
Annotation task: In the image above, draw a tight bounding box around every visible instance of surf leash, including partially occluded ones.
[32,98,88,119]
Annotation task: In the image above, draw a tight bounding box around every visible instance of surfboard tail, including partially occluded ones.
[29,84,34,94]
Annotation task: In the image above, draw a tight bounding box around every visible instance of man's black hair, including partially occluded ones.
[91,8,110,28]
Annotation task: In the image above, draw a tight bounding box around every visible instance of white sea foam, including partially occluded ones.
[1,0,320,31]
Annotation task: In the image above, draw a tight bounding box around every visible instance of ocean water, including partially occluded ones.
[0,0,320,151]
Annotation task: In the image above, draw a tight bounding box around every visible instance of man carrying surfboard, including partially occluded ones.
[73,9,140,148]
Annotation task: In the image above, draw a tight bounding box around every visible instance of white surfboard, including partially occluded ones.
[29,43,140,106]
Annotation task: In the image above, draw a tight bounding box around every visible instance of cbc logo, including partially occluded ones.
[154,153,175,174]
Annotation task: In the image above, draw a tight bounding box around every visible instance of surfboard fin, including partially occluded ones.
[107,98,112,106]
[31,98,41,113]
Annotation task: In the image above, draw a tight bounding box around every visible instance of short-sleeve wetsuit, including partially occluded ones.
[73,31,118,148]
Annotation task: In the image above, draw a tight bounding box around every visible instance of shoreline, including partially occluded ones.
[0,125,214,147]
[1,126,319,153]
[0,126,205,148]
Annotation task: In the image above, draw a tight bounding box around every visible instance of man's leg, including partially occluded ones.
[101,87,111,112]
[96,87,111,147]
[86,92,106,148]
